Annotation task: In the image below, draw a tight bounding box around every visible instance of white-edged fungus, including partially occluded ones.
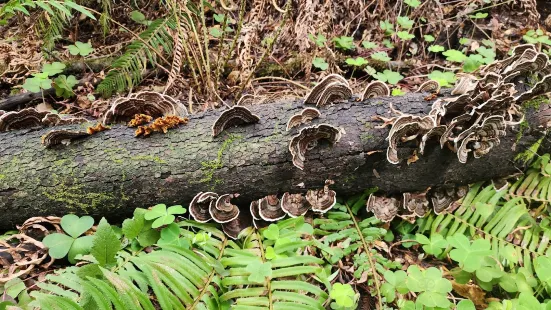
[211,106,260,137]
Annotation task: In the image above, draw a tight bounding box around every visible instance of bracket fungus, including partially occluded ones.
[366,194,400,222]
[403,192,430,217]
[103,91,187,124]
[221,212,252,240]
[286,108,321,131]
[304,74,349,105]
[209,194,240,223]
[417,80,441,94]
[289,124,343,170]
[430,187,467,214]
[305,180,336,213]
[361,81,390,100]
[0,108,48,132]
[383,45,551,165]
[236,94,256,106]
[211,106,260,137]
[386,116,436,164]
[281,192,311,217]
[258,195,286,221]
[41,130,90,148]
[189,192,219,223]
[315,81,353,107]
[249,200,270,229]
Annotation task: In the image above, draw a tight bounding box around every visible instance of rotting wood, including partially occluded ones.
[0,93,549,229]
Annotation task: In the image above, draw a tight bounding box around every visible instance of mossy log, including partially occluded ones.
[0,93,548,228]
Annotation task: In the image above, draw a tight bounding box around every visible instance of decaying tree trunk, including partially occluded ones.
[0,93,548,228]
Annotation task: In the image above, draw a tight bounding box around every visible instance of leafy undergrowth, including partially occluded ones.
[3,155,551,309]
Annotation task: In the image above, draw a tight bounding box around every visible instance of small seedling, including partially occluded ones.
[312,57,328,70]
[333,36,354,50]
[42,214,95,264]
[144,204,187,228]
[67,41,94,56]
[245,261,272,283]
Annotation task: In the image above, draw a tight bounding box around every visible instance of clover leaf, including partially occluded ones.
[397,16,414,29]
[144,204,187,228]
[345,57,368,67]
[371,51,391,62]
[448,234,492,272]
[330,283,356,308]
[380,20,394,35]
[42,62,66,76]
[406,266,452,308]
[391,88,405,96]
[373,70,403,85]
[68,41,94,56]
[22,74,52,92]
[362,41,378,49]
[428,70,456,87]
[416,233,448,256]
[263,224,280,240]
[475,256,504,283]
[397,31,415,40]
[43,214,95,263]
[312,57,328,70]
[457,299,476,310]
[381,270,408,302]
[309,33,327,48]
[53,75,77,98]
[424,34,435,42]
[245,261,272,284]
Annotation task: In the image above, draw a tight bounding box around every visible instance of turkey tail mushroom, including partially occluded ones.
[0,108,48,132]
[416,80,441,94]
[315,82,353,107]
[305,180,336,213]
[280,192,311,217]
[221,211,252,240]
[289,124,343,170]
[258,195,286,222]
[361,81,390,100]
[189,192,219,223]
[366,194,400,222]
[211,106,260,137]
[209,194,240,223]
[103,91,187,124]
[286,108,321,131]
[304,74,349,105]
[41,130,90,148]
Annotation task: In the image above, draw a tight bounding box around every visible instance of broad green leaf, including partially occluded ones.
[371,51,391,62]
[130,10,146,23]
[448,234,492,272]
[457,299,476,310]
[68,235,94,264]
[404,0,421,8]
[428,70,456,87]
[535,256,551,285]
[42,62,66,76]
[475,257,504,282]
[309,33,327,47]
[68,41,94,56]
[397,31,415,40]
[263,224,280,240]
[442,49,467,62]
[5,278,26,298]
[137,229,160,247]
[428,44,445,53]
[476,46,496,63]
[362,41,378,49]
[245,261,272,283]
[333,36,355,50]
[312,57,328,70]
[330,283,356,307]
[43,233,74,259]
[374,70,403,85]
[424,34,435,42]
[122,216,144,240]
[397,16,414,29]
[209,27,223,38]
[345,57,368,67]
[22,76,52,92]
[61,214,94,238]
[91,218,120,267]
[463,56,482,72]
[63,1,96,20]
[54,75,77,98]
[415,233,448,256]
[380,20,394,35]
[167,205,186,215]
[469,12,488,19]
[144,204,167,220]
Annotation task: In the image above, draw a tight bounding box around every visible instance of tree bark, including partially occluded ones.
[0,93,548,228]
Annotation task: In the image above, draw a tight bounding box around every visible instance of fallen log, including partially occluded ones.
[0,91,548,229]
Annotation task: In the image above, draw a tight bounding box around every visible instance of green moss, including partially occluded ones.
[515,137,544,165]
[263,120,282,142]
[360,133,374,143]
[0,174,5,180]
[199,134,242,189]
[515,120,530,143]
[130,155,166,164]
[42,179,118,212]
[522,95,548,110]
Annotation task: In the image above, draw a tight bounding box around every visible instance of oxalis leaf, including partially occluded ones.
[245,261,272,284]
[61,214,94,238]
[91,218,121,267]
[330,283,356,308]
[415,233,448,256]
[144,204,187,228]
[406,266,451,308]
[448,234,492,272]
[42,233,74,259]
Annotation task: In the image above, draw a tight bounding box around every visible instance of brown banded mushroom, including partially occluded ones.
[403,192,430,217]
[0,108,48,132]
[258,195,286,221]
[236,94,256,106]
[361,81,390,100]
[492,178,508,192]
[288,124,342,170]
[280,192,310,217]
[305,180,336,213]
[304,74,349,105]
[387,116,435,164]
[315,81,353,107]
[430,187,465,214]
[451,75,479,95]
[366,194,400,222]
[189,192,219,223]
[211,106,260,137]
[286,108,321,131]
[41,130,90,148]
[41,113,61,126]
[249,200,270,229]
[417,80,441,94]
[221,211,252,240]
[103,91,187,124]
[419,125,447,155]
[209,194,240,223]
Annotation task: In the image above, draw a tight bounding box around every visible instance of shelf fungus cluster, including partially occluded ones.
[211,106,260,137]
[286,108,320,131]
[41,130,90,148]
[304,74,353,107]
[361,81,390,100]
[102,91,188,125]
[384,44,551,164]
[366,186,468,222]
[0,108,88,132]
[189,181,337,238]
[289,124,342,170]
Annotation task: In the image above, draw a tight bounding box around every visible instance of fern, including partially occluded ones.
[417,155,551,272]
[220,217,329,309]
[96,17,176,97]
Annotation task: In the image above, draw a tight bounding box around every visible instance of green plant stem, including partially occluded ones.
[219,0,247,82]
[344,202,382,308]
[256,231,273,310]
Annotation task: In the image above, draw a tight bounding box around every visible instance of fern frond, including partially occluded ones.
[97,17,175,98]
